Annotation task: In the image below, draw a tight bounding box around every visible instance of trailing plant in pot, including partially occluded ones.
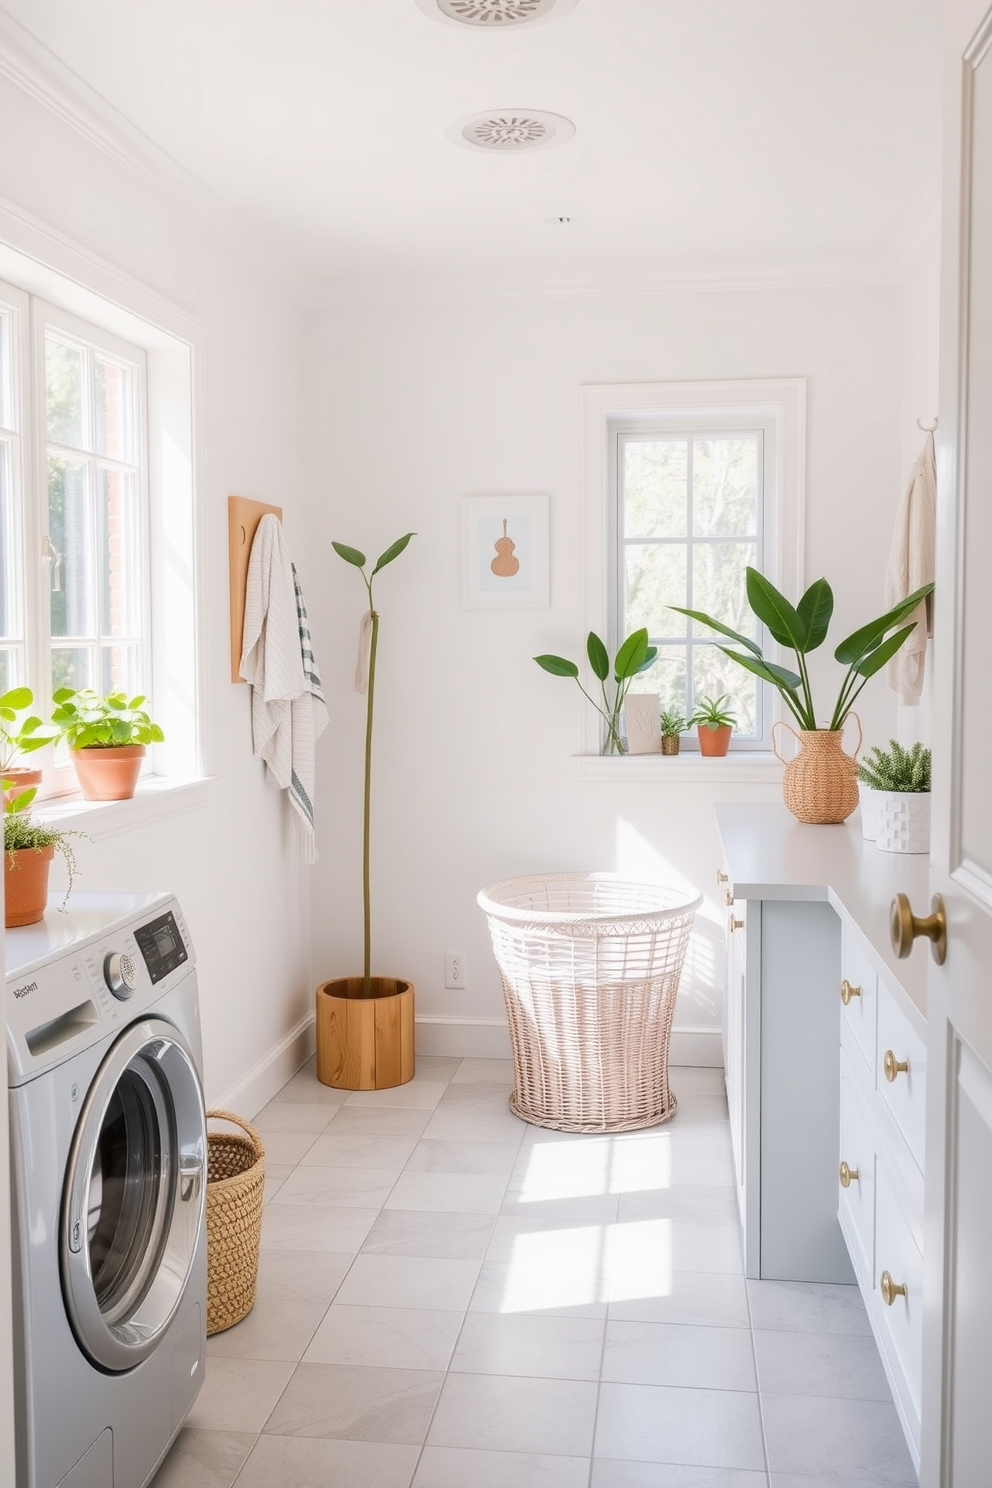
[534,629,658,755]
[659,708,687,757]
[315,533,416,1091]
[857,739,932,854]
[1,686,59,802]
[3,779,82,927]
[51,688,164,801]
[688,694,737,757]
[671,570,935,823]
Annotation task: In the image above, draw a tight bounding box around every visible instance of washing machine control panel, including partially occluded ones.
[103,951,137,1000]
[133,910,189,985]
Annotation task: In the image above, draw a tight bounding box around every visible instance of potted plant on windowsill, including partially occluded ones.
[315,533,416,1091]
[659,708,687,757]
[1,687,59,804]
[857,740,931,854]
[688,694,737,757]
[51,688,164,801]
[534,629,658,755]
[3,778,82,927]
[671,570,935,823]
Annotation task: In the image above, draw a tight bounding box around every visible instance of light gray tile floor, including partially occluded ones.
[153,1058,918,1487]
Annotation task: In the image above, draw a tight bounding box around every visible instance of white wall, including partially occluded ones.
[305,281,908,1056]
[0,74,315,1111]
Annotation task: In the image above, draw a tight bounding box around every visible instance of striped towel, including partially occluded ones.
[240,514,329,862]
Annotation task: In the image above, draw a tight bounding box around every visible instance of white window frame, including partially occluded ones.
[581,378,806,761]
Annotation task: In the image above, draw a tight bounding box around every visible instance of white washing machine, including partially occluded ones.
[5,891,208,1488]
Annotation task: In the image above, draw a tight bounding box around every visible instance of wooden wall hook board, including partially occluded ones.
[229,494,283,682]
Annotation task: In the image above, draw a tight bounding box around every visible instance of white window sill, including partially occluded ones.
[576,753,784,783]
[34,776,211,841]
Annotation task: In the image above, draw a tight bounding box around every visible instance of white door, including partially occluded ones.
[918,4,992,1483]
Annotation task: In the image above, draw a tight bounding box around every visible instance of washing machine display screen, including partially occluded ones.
[134,911,188,984]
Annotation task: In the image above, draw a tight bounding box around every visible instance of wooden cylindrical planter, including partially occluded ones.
[315,976,415,1090]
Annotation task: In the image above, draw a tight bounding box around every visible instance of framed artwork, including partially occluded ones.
[460,493,550,609]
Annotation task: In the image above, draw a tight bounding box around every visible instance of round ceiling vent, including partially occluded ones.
[416,0,578,27]
[446,109,575,152]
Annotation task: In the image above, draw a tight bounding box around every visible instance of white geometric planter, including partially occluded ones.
[875,791,931,854]
[859,787,883,841]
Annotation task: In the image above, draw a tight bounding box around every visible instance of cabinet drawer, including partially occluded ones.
[839,927,877,1074]
[838,1053,875,1286]
[873,1164,923,1453]
[877,983,926,1173]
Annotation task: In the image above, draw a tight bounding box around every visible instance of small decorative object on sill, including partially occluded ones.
[660,709,686,756]
[671,568,933,824]
[688,694,736,758]
[857,740,931,854]
[3,778,82,927]
[534,629,658,756]
[51,688,164,801]
[624,692,660,754]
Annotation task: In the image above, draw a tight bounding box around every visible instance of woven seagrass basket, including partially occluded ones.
[205,1109,266,1335]
[773,718,861,825]
[477,873,701,1133]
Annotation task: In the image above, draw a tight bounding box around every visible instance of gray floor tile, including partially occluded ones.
[595,1382,765,1470]
[414,1444,589,1487]
[761,1393,917,1483]
[428,1372,598,1456]
[235,1433,419,1488]
[264,1360,443,1444]
[149,1428,255,1487]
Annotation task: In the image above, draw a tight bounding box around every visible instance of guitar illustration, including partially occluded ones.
[490,518,520,578]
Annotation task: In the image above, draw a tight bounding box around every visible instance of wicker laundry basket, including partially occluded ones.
[477,873,701,1133]
[205,1110,266,1335]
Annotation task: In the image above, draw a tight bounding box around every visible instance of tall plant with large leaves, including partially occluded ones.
[333,532,415,997]
[534,628,658,754]
[671,569,934,732]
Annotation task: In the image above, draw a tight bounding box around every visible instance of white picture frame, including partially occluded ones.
[460,493,550,609]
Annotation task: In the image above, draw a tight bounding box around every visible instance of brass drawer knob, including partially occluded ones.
[890,892,947,964]
[730,916,744,932]
[717,869,729,885]
[840,979,862,1006]
[880,1270,907,1306]
[839,1161,860,1189]
[884,1049,910,1083]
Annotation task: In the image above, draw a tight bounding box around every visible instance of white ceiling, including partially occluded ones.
[0,0,943,298]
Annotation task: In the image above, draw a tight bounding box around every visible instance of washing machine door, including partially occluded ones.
[60,1015,206,1373]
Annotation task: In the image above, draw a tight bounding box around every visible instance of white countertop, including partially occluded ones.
[715,803,932,1029]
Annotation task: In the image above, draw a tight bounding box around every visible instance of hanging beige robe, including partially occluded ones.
[884,431,936,705]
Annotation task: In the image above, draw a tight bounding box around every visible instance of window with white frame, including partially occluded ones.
[582,379,805,754]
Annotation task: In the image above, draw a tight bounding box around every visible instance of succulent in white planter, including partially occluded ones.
[856,740,931,854]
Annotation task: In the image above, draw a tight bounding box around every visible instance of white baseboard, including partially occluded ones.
[669,1027,724,1068]
[214,1012,316,1119]
[415,1016,512,1060]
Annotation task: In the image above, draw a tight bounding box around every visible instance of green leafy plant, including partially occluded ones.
[3,776,83,908]
[333,533,415,997]
[671,570,935,732]
[857,740,931,793]
[534,629,658,755]
[0,686,58,772]
[51,689,165,749]
[659,708,687,738]
[688,694,737,731]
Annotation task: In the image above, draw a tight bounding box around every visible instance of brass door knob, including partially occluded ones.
[839,1161,860,1188]
[880,1270,907,1306]
[717,869,729,885]
[884,1049,909,1083]
[730,916,744,932]
[840,979,862,1006]
[890,892,947,965]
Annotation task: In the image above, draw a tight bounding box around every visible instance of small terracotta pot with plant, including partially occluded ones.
[659,708,687,757]
[51,688,164,800]
[689,694,737,757]
[3,776,82,927]
[1,686,59,804]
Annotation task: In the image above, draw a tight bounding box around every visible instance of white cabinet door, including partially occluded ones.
[921,4,992,1482]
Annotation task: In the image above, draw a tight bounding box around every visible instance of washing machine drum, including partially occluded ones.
[60,1016,206,1374]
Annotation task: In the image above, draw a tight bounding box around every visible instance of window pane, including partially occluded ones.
[635,646,687,716]
[692,645,757,736]
[693,436,759,537]
[98,467,140,637]
[95,358,133,461]
[100,644,139,696]
[51,646,93,695]
[0,310,11,429]
[0,440,14,640]
[691,541,757,639]
[624,544,687,637]
[0,650,12,692]
[623,439,687,538]
[49,456,93,639]
[46,336,85,448]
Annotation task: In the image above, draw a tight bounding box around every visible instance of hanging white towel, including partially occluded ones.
[240,513,329,862]
[884,431,936,705]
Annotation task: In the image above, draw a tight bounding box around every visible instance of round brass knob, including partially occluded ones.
[890,892,947,965]
[840,979,862,1006]
[880,1270,907,1306]
[717,869,729,885]
[839,1161,860,1189]
[884,1049,909,1083]
[730,916,744,932]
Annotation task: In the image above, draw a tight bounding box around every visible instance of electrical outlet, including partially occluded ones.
[445,952,466,988]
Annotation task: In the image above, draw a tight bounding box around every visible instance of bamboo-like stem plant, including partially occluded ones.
[332,533,415,998]
[534,628,658,754]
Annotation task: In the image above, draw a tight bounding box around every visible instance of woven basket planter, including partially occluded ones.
[205,1110,266,1336]
[773,719,861,824]
[477,873,701,1133]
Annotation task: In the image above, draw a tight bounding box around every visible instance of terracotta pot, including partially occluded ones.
[661,735,681,756]
[697,724,732,757]
[315,976,415,1090]
[773,721,861,824]
[4,843,54,927]
[71,744,145,801]
[2,766,43,806]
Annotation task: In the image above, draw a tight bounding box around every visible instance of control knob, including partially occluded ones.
[104,951,137,1000]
